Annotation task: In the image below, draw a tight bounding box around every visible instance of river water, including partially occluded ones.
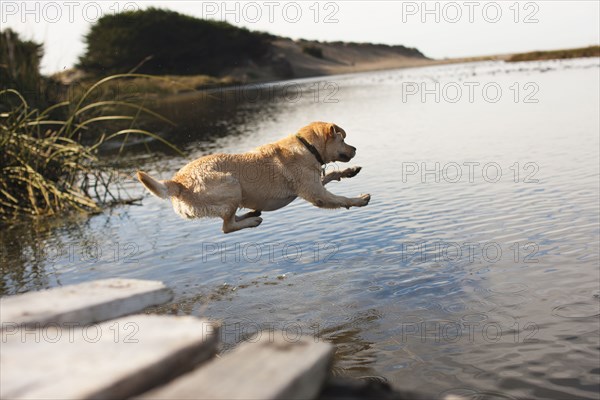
[2,58,599,399]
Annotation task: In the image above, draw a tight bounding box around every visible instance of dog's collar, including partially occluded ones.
[296,134,325,166]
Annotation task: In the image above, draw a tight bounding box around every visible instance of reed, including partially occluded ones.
[0,75,182,222]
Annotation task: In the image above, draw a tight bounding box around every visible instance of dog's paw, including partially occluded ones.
[342,166,362,178]
[247,216,263,228]
[354,193,371,207]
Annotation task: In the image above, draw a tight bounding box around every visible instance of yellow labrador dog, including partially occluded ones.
[137,122,371,233]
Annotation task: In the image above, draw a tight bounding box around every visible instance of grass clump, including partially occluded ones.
[0,75,182,222]
[507,45,600,62]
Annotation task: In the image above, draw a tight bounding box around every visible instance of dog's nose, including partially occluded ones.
[350,146,356,152]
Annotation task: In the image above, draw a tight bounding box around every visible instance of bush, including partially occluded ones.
[0,29,44,107]
[0,76,182,221]
[302,44,324,59]
[78,8,272,76]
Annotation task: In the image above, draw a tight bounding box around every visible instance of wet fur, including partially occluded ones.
[137,122,371,233]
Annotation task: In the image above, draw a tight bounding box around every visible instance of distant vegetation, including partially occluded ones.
[328,41,426,58]
[302,44,324,59]
[507,45,600,62]
[78,8,273,76]
[0,29,45,107]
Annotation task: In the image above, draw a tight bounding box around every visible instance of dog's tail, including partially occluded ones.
[136,171,181,199]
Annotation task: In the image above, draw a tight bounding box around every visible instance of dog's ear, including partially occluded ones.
[327,123,345,139]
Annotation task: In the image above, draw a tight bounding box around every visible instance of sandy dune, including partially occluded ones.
[226,39,510,82]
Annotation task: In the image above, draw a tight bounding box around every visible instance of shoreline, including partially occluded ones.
[227,42,598,82]
[223,38,511,84]
[50,43,599,103]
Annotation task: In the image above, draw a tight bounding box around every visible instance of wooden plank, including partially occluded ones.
[140,335,334,400]
[0,315,220,399]
[0,278,173,328]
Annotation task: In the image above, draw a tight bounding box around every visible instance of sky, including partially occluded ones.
[2,0,599,74]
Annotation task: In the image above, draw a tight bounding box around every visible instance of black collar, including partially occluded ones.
[296,135,325,165]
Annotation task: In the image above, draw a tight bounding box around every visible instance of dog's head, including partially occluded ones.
[302,122,357,163]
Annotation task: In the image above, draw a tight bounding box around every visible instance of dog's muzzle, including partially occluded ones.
[338,146,356,162]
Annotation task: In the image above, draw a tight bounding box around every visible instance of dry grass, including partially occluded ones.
[54,72,238,101]
[507,46,600,62]
[0,75,183,222]
[122,74,237,94]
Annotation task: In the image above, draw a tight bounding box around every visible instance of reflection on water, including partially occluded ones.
[2,58,599,399]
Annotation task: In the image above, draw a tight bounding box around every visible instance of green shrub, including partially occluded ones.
[302,44,324,59]
[0,29,44,107]
[78,8,272,76]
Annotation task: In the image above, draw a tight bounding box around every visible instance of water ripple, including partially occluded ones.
[1,58,599,400]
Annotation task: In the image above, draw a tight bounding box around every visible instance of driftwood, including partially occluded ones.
[0,278,463,400]
[0,278,172,328]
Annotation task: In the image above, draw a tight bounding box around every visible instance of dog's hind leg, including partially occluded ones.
[222,212,263,233]
[235,210,262,222]
[194,172,262,233]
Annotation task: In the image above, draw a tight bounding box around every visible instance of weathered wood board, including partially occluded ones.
[0,278,173,328]
[140,335,334,400]
[1,315,220,399]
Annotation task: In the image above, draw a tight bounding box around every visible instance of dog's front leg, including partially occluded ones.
[322,171,342,185]
[299,185,370,209]
[322,166,362,186]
